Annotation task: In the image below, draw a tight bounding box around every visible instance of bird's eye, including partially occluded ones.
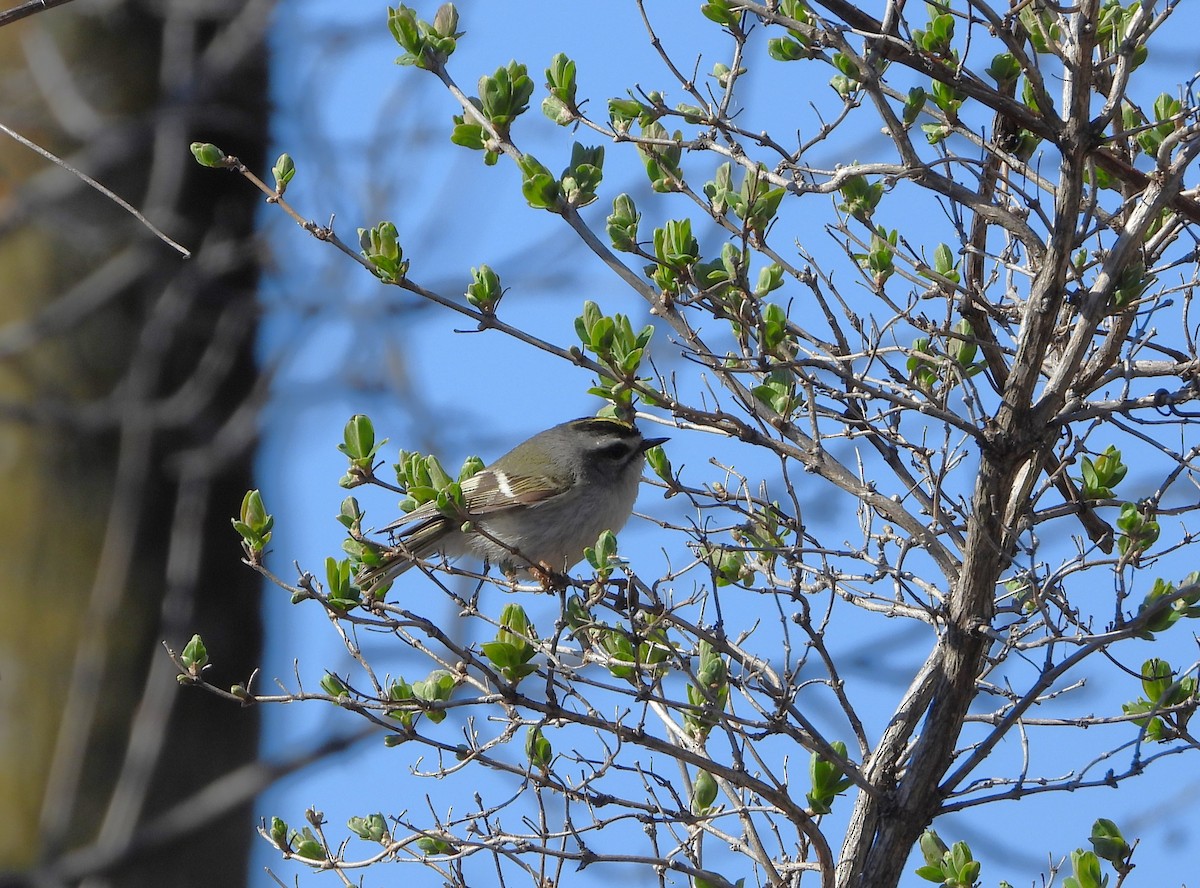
[597,441,633,461]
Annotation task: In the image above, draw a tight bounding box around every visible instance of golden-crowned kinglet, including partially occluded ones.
[361,417,668,586]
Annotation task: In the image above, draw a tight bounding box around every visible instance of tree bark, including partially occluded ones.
[0,3,270,886]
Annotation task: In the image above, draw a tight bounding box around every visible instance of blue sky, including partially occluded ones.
[249,3,1200,885]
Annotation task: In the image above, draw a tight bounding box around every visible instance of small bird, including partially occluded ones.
[359,416,668,587]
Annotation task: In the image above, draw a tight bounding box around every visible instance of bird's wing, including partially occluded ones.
[375,501,442,536]
[360,469,573,588]
[457,467,571,515]
[373,467,569,537]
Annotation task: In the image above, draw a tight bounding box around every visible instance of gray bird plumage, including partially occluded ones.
[359,417,667,587]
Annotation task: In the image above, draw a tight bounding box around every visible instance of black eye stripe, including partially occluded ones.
[596,440,636,460]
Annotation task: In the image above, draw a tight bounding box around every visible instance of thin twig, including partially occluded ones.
[0,0,74,27]
[0,120,191,257]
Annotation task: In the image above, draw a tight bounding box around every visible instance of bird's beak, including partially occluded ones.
[641,436,670,451]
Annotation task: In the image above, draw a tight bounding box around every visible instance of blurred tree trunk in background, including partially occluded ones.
[0,1,270,885]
